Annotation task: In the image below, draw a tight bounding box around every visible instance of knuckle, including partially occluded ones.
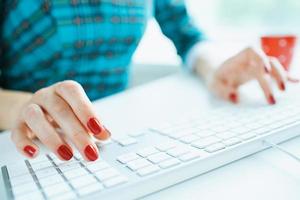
[24,104,42,119]
[71,130,87,141]
[57,80,82,94]
[52,102,68,116]
[34,87,50,100]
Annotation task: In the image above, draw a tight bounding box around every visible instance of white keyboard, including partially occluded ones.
[2,97,300,200]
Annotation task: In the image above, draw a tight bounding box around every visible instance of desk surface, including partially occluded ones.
[1,73,300,200]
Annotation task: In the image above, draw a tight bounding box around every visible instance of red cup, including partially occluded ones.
[261,35,297,71]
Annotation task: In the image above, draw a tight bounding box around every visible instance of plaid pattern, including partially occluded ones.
[0,0,204,100]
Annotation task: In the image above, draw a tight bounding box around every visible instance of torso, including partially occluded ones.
[1,0,150,100]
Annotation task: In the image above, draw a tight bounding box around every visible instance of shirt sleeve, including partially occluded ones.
[154,0,206,62]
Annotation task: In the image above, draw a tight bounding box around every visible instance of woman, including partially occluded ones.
[0,0,288,162]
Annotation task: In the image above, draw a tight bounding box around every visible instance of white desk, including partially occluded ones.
[1,72,300,200]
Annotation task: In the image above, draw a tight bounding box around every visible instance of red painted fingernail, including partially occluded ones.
[23,145,36,157]
[268,95,276,105]
[84,145,98,161]
[87,117,102,135]
[280,82,286,91]
[57,145,73,161]
[229,93,237,103]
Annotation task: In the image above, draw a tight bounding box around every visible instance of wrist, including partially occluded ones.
[194,57,216,86]
[0,90,33,130]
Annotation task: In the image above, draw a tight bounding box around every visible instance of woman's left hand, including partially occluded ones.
[205,47,287,104]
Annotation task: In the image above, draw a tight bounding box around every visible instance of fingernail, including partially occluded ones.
[84,145,98,161]
[280,82,286,91]
[104,126,111,137]
[229,93,237,103]
[87,117,102,135]
[57,145,73,161]
[268,95,276,105]
[23,145,36,157]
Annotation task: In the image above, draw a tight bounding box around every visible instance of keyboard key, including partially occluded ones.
[148,152,172,164]
[155,141,176,151]
[70,175,98,189]
[10,174,34,187]
[117,153,140,164]
[232,127,251,134]
[254,127,271,135]
[216,131,237,140]
[31,161,54,171]
[115,137,137,146]
[44,182,71,197]
[166,146,190,157]
[15,191,43,200]
[50,192,76,200]
[205,143,226,153]
[59,162,82,173]
[179,134,200,144]
[95,168,120,181]
[78,183,104,196]
[63,168,89,180]
[222,137,242,147]
[159,158,180,169]
[245,122,263,129]
[35,168,58,179]
[13,182,38,196]
[195,130,215,137]
[239,132,257,141]
[210,125,230,132]
[8,163,30,178]
[137,147,159,157]
[192,136,221,149]
[137,165,160,176]
[86,162,110,172]
[129,130,147,137]
[127,158,152,171]
[168,131,190,139]
[39,174,64,187]
[179,151,200,162]
[103,176,128,188]
[29,156,49,164]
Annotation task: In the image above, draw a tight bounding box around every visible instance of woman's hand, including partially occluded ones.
[199,47,288,104]
[11,80,111,161]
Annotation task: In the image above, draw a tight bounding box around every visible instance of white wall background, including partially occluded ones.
[132,0,300,66]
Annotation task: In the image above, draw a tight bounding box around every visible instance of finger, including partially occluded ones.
[54,81,110,140]
[22,104,73,161]
[211,79,239,104]
[256,74,276,105]
[35,93,99,161]
[11,123,39,159]
[269,58,286,91]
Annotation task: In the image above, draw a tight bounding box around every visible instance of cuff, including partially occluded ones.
[185,41,209,72]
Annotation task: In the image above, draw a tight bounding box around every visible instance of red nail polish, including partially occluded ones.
[229,93,237,103]
[268,95,276,105]
[280,82,286,91]
[57,145,73,161]
[24,145,36,157]
[87,117,102,135]
[84,145,98,161]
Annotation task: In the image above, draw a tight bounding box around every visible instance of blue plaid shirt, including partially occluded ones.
[0,0,204,100]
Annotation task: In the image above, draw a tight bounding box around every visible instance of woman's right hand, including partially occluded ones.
[11,80,111,161]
